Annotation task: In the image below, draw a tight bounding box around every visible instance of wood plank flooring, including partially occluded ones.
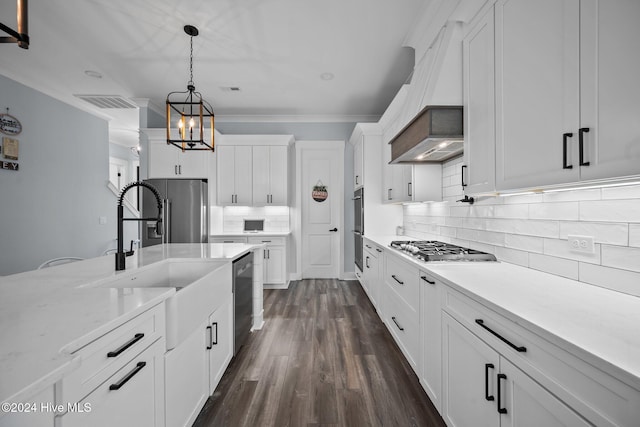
[193,279,446,427]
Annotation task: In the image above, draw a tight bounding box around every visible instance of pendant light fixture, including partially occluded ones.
[166,25,215,152]
[0,0,29,49]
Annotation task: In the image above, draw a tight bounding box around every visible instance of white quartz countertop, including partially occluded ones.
[364,235,640,390]
[0,243,258,406]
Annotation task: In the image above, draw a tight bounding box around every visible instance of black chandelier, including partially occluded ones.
[166,25,215,152]
[0,0,29,49]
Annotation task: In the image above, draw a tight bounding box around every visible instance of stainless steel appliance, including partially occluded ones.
[140,179,209,247]
[233,252,253,355]
[389,240,497,262]
[353,188,364,271]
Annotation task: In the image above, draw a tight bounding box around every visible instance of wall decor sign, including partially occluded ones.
[2,137,19,160]
[0,110,22,135]
[0,160,19,171]
[312,180,328,202]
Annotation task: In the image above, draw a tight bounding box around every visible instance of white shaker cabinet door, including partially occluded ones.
[234,146,253,206]
[252,145,271,206]
[268,145,288,205]
[578,0,640,181]
[217,145,236,206]
[495,0,581,191]
[208,296,233,395]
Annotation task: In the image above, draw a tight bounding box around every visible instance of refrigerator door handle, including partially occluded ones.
[163,198,171,243]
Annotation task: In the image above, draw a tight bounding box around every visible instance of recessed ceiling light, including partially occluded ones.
[84,70,103,79]
[320,72,334,81]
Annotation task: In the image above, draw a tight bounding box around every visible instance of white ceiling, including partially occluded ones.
[0,0,430,145]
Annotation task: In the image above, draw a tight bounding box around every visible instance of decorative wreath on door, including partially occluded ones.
[312,180,328,202]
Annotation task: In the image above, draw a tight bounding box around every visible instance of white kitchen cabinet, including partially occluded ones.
[462,4,496,195]
[59,339,165,427]
[354,136,364,189]
[252,145,289,206]
[248,236,287,287]
[441,312,590,427]
[494,0,640,192]
[382,141,442,203]
[217,145,253,206]
[210,237,248,244]
[362,241,382,310]
[207,295,233,395]
[419,271,442,412]
[164,320,210,427]
[147,139,209,179]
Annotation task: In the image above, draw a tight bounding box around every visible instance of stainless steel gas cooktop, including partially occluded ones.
[389,240,497,262]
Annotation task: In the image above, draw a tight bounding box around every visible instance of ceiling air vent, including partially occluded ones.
[74,95,137,109]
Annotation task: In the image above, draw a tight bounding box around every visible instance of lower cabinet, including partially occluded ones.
[165,295,233,427]
[419,271,442,412]
[441,312,590,427]
[59,339,165,427]
[247,236,287,287]
[362,241,383,310]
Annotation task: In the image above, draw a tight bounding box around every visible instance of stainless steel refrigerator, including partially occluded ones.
[141,179,209,247]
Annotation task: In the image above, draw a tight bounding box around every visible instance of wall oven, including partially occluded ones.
[353,188,364,271]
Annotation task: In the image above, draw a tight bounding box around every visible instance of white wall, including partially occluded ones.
[403,157,640,297]
[0,74,119,275]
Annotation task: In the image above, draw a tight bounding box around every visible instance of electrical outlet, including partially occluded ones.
[567,235,595,253]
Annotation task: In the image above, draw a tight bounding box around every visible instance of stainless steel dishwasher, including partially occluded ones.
[233,252,253,355]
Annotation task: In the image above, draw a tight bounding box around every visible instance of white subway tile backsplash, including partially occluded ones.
[630,224,640,248]
[505,234,544,253]
[579,263,640,297]
[401,158,639,295]
[579,200,640,222]
[529,253,579,280]
[529,202,579,220]
[601,245,640,273]
[559,222,628,245]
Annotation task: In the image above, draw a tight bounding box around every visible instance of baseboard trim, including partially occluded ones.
[264,282,290,290]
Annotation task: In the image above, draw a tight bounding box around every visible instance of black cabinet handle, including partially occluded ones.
[475,319,526,352]
[366,256,370,269]
[109,361,146,391]
[355,175,359,185]
[562,133,573,169]
[420,275,435,285]
[391,275,404,285]
[329,228,338,232]
[485,363,495,401]
[461,165,468,187]
[178,165,182,175]
[391,316,404,331]
[408,182,412,197]
[376,248,382,253]
[175,165,178,175]
[365,244,372,249]
[579,127,590,166]
[497,373,507,414]
[107,333,144,358]
[212,322,218,346]
[388,189,392,200]
[206,326,213,350]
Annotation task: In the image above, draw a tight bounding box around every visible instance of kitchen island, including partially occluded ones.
[0,243,263,426]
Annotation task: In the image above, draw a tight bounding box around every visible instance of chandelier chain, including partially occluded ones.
[189,34,194,86]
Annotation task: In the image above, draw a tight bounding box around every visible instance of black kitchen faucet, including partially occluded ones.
[115,181,163,271]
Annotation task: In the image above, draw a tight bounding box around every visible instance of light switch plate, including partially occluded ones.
[567,235,595,253]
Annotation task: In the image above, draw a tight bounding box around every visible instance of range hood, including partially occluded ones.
[389,105,463,164]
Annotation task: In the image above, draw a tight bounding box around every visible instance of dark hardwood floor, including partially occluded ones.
[193,279,446,427]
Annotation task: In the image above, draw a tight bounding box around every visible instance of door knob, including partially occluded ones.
[329,228,338,232]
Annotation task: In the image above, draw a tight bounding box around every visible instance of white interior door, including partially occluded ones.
[300,142,343,278]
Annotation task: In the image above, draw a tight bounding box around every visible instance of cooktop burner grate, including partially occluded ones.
[389,240,497,262]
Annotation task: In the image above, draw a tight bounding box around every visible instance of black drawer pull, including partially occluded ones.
[391,316,404,331]
[391,275,404,285]
[497,373,507,414]
[579,127,590,166]
[107,333,144,358]
[420,275,435,285]
[376,248,382,253]
[485,363,495,401]
[109,361,146,391]
[461,165,468,187]
[206,326,213,350]
[211,322,218,346]
[562,132,573,169]
[475,319,526,352]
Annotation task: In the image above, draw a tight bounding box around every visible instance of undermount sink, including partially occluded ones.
[90,259,232,350]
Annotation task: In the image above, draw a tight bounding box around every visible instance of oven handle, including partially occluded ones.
[352,230,362,235]
[352,196,362,200]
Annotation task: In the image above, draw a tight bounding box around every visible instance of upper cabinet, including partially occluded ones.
[354,137,364,189]
[492,0,640,192]
[217,145,253,206]
[462,5,496,195]
[216,135,293,207]
[252,145,289,206]
[144,129,210,179]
